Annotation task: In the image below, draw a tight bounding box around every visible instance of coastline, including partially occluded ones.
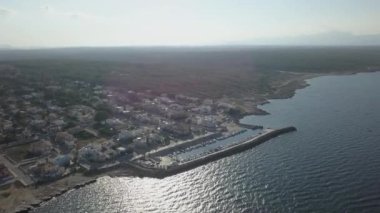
[3,70,377,213]
[228,72,321,121]
[9,169,139,213]
[12,127,297,212]
[236,69,379,119]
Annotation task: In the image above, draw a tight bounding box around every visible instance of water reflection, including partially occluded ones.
[34,72,380,212]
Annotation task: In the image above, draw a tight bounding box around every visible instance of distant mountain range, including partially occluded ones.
[241,32,380,46]
[0,44,13,49]
[1,32,380,50]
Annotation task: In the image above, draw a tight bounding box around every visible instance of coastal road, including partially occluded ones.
[0,154,34,186]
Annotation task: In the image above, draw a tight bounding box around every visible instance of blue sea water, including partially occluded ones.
[34,72,380,213]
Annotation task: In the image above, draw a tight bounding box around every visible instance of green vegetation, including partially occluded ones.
[73,131,95,140]
[0,191,11,198]
[4,144,32,163]
[94,111,110,122]
[98,126,118,137]
[1,47,379,99]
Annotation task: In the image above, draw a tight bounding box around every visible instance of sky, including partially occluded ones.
[0,0,380,47]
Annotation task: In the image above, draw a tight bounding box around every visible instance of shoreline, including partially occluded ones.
[237,69,379,119]
[15,127,297,212]
[4,70,378,213]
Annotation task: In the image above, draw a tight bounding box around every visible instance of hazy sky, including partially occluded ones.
[1,0,380,47]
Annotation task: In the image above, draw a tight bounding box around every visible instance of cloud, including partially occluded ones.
[41,5,53,13]
[0,6,14,18]
[41,5,103,21]
[67,12,99,20]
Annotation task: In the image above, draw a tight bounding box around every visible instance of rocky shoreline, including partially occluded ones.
[14,178,98,213]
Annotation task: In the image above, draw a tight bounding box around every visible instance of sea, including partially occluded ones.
[33,71,380,213]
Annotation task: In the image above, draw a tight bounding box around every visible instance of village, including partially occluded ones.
[0,68,246,188]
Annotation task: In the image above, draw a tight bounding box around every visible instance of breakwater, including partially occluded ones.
[127,126,297,177]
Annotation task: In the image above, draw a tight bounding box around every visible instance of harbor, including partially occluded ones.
[127,126,297,177]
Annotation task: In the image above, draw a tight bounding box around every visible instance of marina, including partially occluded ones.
[172,129,262,163]
[128,126,297,177]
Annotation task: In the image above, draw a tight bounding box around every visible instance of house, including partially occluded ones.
[104,118,124,128]
[196,116,218,131]
[78,141,119,164]
[118,130,134,144]
[68,105,95,123]
[30,119,47,130]
[161,123,192,138]
[27,140,53,157]
[78,144,107,163]
[191,105,212,115]
[55,132,77,152]
[30,160,65,182]
[147,133,165,145]
[202,99,214,106]
[53,155,72,167]
[2,120,13,131]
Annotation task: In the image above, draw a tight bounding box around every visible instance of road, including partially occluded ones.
[0,154,34,186]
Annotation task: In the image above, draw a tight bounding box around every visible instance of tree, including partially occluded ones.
[94,110,109,122]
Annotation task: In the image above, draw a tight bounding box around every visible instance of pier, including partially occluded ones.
[237,123,263,130]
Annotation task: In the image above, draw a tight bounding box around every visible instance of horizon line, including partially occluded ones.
[2,44,380,50]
